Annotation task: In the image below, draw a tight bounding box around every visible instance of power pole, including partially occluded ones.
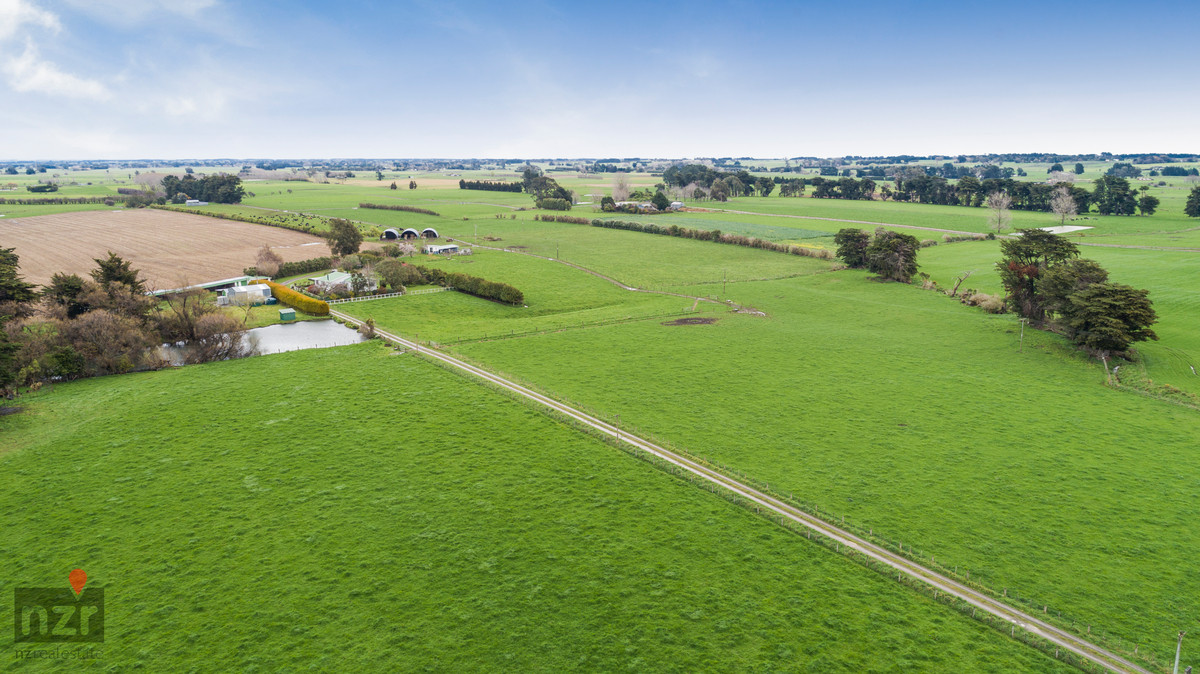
[1019,318,1025,353]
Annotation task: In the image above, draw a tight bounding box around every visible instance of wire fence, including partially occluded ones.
[350,317,1171,673]
[326,287,452,304]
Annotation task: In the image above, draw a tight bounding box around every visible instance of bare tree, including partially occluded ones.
[1050,186,1078,226]
[986,190,1013,234]
[612,173,630,202]
[255,244,284,277]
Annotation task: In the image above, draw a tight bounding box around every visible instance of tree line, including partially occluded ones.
[161,174,245,204]
[997,230,1156,355]
[1,249,251,393]
[458,179,523,192]
[829,226,1158,358]
[588,219,832,259]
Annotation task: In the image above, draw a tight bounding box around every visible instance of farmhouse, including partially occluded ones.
[308,271,377,292]
[424,243,459,255]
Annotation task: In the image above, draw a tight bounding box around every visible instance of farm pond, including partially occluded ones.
[160,319,366,365]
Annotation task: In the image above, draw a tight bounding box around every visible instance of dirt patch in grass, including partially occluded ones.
[662,317,719,326]
[505,245,527,250]
[0,406,23,416]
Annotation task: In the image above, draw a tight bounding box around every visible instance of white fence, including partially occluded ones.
[326,287,452,305]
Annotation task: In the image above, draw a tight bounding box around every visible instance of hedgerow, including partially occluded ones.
[150,205,328,234]
[244,257,335,279]
[589,219,834,259]
[536,198,572,211]
[257,279,330,315]
[534,214,590,225]
[412,265,523,305]
[358,203,441,216]
[0,196,126,205]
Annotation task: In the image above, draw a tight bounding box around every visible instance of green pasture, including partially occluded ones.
[919,241,1200,395]
[0,343,1070,672]
[445,270,1200,666]
[341,248,704,343]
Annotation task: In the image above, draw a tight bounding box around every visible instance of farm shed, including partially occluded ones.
[185,199,209,206]
[400,228,420,240]
[381,228,400,240]
[220,283,272,306]
[424,244,459,255]
[421,228,439,239]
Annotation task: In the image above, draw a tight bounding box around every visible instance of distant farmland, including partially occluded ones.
[1,208,328,288]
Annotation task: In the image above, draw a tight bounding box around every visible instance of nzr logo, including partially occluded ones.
[13,569,104,643]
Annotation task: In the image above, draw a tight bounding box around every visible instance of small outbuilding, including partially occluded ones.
[222,283,272,306]
[185,199,209,206]
[381,228,400,240]
[400,228,420,240]
[278,308,296,322]
[424,244,459,255]
[421,228,439,239]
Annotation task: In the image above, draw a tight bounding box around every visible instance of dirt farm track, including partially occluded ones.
[1,209,328,288]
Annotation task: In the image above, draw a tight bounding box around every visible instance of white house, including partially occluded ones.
[424,244,459,254]
[308,271,377,292]
[220,283,272,306]
[185,199,209,206]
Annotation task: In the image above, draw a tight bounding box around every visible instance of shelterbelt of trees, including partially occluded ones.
[664,163,1192,216]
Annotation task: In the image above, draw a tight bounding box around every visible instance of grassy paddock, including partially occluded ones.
[451,271,1200,664]
[0,343,1069,672]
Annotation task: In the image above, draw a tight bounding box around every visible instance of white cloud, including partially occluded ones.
[0,0,60,42]
[3,39,109,99]
[61,0,218,22]
[0,1,110,100]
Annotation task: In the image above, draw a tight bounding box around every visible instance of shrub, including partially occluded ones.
[536,198,572,211]
[961,291,1006,314]
[258,279,330,315]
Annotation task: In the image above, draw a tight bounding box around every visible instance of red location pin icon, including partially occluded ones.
[69,569,87,595]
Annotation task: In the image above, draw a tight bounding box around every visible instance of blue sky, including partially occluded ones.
[1,0,1197,159]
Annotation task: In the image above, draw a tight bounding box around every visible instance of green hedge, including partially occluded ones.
[536,198,572,211]
[244,256,335,279]
[590,219,833,259]
[358,203,440,216]
[412,265,524,305]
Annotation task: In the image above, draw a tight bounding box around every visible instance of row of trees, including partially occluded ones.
[996,230,1157,355]
[160,174,245,204]
[458,179,523,192]
[754,172,1162,217]
[1,250,250,393]
[833,228,921,283]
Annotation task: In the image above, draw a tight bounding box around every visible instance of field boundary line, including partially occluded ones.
[330,308,1155,674]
